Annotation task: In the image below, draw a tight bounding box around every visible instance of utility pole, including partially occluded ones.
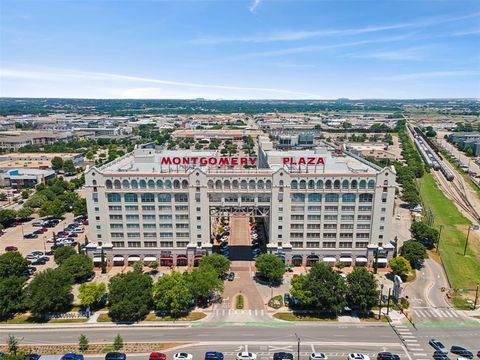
[463,225,472,256]
[436,224,443,254]
[386,288,391,316]
[474,284,479,310]
[378,284,384,319]
[294,333,300,360]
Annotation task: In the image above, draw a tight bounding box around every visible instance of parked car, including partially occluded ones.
[61,353,84,360]
[25,354,41,360]
[31,256,49,265]
[348,354,370,360]
[237,353,257,360]
[32,221,44,227]
[104,353,126,360]
[284,293,291,306]
[149,353,166,360]
[477,351,480,358]
[82,219,89,225]
[227,272,235,281]
[309,354,327,360]
[173,353,193,360]
[450,347,473,359]
[433,351,450,360]
[205,352,224,360]
[24,233,38,239]
[73,227,84,233]
[273,353,294,360]
[5,246,18,252]
[377,353,400,360]
[430,339,448,354]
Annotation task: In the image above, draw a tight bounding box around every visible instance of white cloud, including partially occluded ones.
[383,70,480,81]
[346,47,428,61]
[248,0,262,13]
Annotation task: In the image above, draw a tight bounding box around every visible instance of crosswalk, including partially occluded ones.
[212,309,266,316]
[393,324,428,360]
[412,307,462,320]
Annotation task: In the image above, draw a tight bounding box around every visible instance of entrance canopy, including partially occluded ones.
[128,255,140,262]
[113,255,124,262]
[144,256,157,262]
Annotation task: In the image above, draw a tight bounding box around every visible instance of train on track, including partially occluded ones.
[409,124,454,181]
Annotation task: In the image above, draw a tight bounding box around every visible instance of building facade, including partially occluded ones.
[85,139,396,267]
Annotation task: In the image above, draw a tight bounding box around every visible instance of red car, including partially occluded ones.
[82,219,89,226]
[149,353,166,360]
[5,246,18,252]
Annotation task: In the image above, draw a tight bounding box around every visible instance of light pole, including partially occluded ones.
[294,333,300,360]
[464,225,472,256]
[378,284,384,319]
[43,235,46,253]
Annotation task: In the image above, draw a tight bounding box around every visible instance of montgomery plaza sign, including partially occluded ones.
[160,156,326,166]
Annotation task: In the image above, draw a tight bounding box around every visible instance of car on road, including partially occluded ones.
[433,351,450,360]
[450,347,473,359]
[104,353,126,360]
[149,352,166,360]
[27,251,44,258]
[173,353,193,360]
[237,352,257,360]
[273,352,294,360]
[205,352,224,360]
[477,351,480,358]
[377,353,400,360]
[61,353,84,360]
[348,354,370,360]
[309,354,327,360]
[5,245,18,252]
[430,339,448,354]
[227,272,235,281]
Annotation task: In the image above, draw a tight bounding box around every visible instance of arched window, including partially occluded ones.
[207,180,214,189]
[139,180,147,189]
[107,193,121,202]
[158,194,171,202]
[122,180,129,188]
[317,180,324,189]
[164,180,172,189]
[113,180,121,189]
[240,180,247,189]
[325,193,339,202]
[232,180,239,189]
[173,180,180,189]
[156,180,163,189]
[266,180,272,189]
[131,180,138,189]
[359,193,373,203]
[359,180,366,189]
[148,180,155,189]
[141,193,155,202]
[249,180,256,189]
[351,180,358,189]
[278,180,283,187]
[325,180,332,189]
[342,193,356,202]
[299,180,306,189]
[258,180,265,189]
[308,180,315,189]
[182,180,189,189]
[368,180,375,189]
[291,193,305,202]
[105,180,113,189]
[215,180,222,189]
[224,180,231,189]
[308,193,322,202]
[124,193,138,202]
[333,180,340,189]
[342,180,349,189]
[383,180,388,186]
[291,180,298,189]
[92,180,97,186]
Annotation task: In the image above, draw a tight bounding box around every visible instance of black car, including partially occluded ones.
[24,233,38,239]
[31,257,49,265]
[432,351,449,360]
[450,347,473,359]
[477,350,480,358]
[377,353,400,360]
[25,354,41,360]
[105,352,126,360]
[273,352,294,360]
[227,272,235,281]
[284,293,291,306]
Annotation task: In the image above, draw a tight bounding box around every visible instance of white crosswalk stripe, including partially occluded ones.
[413,307,460,319]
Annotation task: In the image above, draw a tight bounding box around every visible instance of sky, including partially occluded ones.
[0,0,479,100]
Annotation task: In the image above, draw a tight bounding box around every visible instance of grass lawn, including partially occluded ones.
[273,312,337,321]
[418,173,480,289]
[97,312,206,322]
[0,314,87,324]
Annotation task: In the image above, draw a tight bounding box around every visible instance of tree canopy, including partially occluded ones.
[400,240,427,268]
[388,256,412,280]
[0,252,28,278]
[153,271,193,317]
[60,254,93,283]
[199,254,231,277]
[54,246,77,266]
[255,253,285,282]
[0,276,26,319]
[346,267,379,314]
[187,265,224,302]
[79,282,106,308]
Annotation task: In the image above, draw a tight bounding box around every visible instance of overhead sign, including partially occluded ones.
[283,157,325,165]
[160,156,257,166]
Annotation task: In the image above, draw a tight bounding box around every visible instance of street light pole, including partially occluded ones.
[378,284,384,319]
[294,333,300,360]
[436,224,443,254]
[463,225,472,256]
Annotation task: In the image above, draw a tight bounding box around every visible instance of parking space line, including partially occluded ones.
[311,344,315,353]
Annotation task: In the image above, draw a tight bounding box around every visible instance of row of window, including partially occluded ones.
[112,241,190,248]
[290,241,370,249]
[105,179,189,190]
[107,193,189,203]
[208,194,271,202]
[208,179,272,190]
[290,232,370,239]
[110,232,190,239]
[291,214,374,221]
[291,179,378,190]
[291,193,373,203]
[110,223,189,229]
[290,223,371,230]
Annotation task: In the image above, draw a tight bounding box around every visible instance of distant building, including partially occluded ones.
[0,168,56,189]
[0,131,74,152]
[0,153,84,170]
[448,132,480,156]
[278,133,315,149]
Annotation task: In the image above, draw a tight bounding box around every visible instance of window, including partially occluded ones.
[126,214,139,220]
[291,215,304,221]
[359,193,373,203]
[139,180,147,189]
[358,215,372,221]
[381,207,386,212]
[95,216,100,220]
[127,241,141,247]
[324,224,337,229]
[342,193,356,203]
[339,242,352,248]
[357,224,371,229]
[127,232,140,238]
[125,205,138,211]
[159,214,172,220]
[325,206,338,211]
[308,193,322,202]
[291,206,305,212]
[291,242,303,248]
[159,224,173,228]
[291,193,305,202]
[141,193,155,202]
[308,206,321,211]
[176,232,190,238]
[291,180,298,189]
[142,205,155,211]
[341,214,355,221]
[112,241,125,247]
[368,180,375,189]
[196,216,201,221]
[144,241,158,247]
[109,205,122,211]
[278,207,283,212]
[358,205,372,211]
[342,180,349,189]
[307,224,321,229]
[143,232,157,238]
[176,214,189,220]
[356,233,370,238]
[324,215,338,221]
[355,242,369,248]
[175,205,188,211]
[109,215,122,220]
[159,232,173,238]
[143,214,156,220]
[174,193,188,202]
[325,193,339,202]
[196,207,201,212]
[322,242,336,248]
[290,233,303,238]
[341,206,355,211]
[306,242,320,248]
[359,180,366,189]
[340,233,353,238]
[95,207,99,212]
[323,233,336,238]
[176,241,189,247]
[107,193,121,202]
[307,215,321,221]
[143,223,157,228]
[160,241,174,247]
[340,224,354,229]
[124,193,138,202]
[158,205,172,211]
[380,226,384,230]
[290,224,304,229]
[380,217,385,222]
[177,223,189,229]
[110,232,124,238]
[158,194,171,202]
[110,224,123,229]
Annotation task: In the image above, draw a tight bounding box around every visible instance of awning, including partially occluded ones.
[93,257,102,262]
[194,255,204,259]
[355,257,368,262]
[177,254,188,259]
[307,255,319,259]
[292,255,303,260]
[340,257,352,262]
[377,258,388,264]
[143,256,157,262]
[127,256,141,262]
[113,256,124,262]
[323,257,337,262]
[277,254,285,259]
[160,256,173,260]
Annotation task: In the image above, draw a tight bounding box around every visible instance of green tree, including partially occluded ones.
[0,252,28,278]
[21,190,30,199]
[187,265,224,302]
[61,254,93,283]
[149,261,159,274]
[410,221,439,248]
[26,268,73,318]
[113,334,123,350]
[255,253,285,282]
[78,282,106,308]
[54,246,77,266]
[85,150,94,160]
[16,207,34,220]
[73,198,87,217]
[7,335,20,354]
[39,198,66,217]
[153,271,193,317]
[388,256,412,280]
[290,262,347,313]
[108,271,153,322]
[400,240,427,268]
[199,253,231,277]
[62,160,76,174]
[346,267,379,315]
[0,193,7,201]
[0,276,26,319]
[79,334,89,352]
[0,209,18,228]
[133,260,143,273]
[51,157,64,171]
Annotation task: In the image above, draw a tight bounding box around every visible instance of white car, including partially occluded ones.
[310,354,328,360]
[73,227,84,233]
[237,352,257,360]
[173,353,193,360]
[348,354,370,360]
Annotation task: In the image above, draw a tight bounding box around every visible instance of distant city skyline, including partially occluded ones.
[1,0,479,99]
